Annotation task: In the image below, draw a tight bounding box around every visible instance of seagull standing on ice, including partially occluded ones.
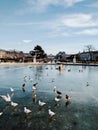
[24,107,31,114]
[11,101,18,107]
[0,112,3,116]
[38,100,46,107]
[48,109,56,117]
[0,93,11,102]
[10,87,14,93]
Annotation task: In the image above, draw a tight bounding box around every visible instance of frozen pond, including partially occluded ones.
[0,64,98,130]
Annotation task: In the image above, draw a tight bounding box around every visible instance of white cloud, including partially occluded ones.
[22,40,33,43]
[76,29,98,35]
[4,13,98,38]
[43,13,98,37]
[24,0,84,12]
[63,0,84,7]
[33,13,98,37]
[62,14,98,28]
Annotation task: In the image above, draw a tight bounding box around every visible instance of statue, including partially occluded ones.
[33,55,36,63]
[73,56,76,63]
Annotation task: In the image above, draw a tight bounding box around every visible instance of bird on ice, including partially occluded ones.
[32,83,38,92]
[48,109,56,117]
[0,93,11,102]
[22,83,26,92]
[86,82,89,86]
[10,88,14,98]
[24,107,31,114]
[10,87,14,93]
[33,83,38,87]
[56,90,62,95]
[0,112,3,116]
[38,100,46,107]
[53,86,56,93]
[55,97,61,102]
[54,96,61,106]
[11,101,18,107]
[66,94,71,101]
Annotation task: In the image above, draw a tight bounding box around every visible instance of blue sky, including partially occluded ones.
[0,0,98,55]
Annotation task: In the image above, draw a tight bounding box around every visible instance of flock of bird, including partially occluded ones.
[0,74,71,121]
[0,65,91,124]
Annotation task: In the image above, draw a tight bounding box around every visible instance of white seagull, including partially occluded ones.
[39,100,46,107]
[10,87,14,93]
[24,107,31,114]
[11,101,18,107]
[48,109,56,117]
[0,112,3,116]
[0,93,11,102]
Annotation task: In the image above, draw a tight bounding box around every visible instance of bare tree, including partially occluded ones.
[84,44,95,61]
[85,44,95,52]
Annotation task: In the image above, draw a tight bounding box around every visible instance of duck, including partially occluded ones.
[66,94,71,101]
[56,90,62,95]
[22,83,26,92]
[33,83,38,87]
[32,83,38,91]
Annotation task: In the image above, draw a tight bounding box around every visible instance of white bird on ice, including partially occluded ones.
[39,100,46,107]
[48,109,56,117]
[0,93,11,102]
[10,87,14,93]
[55,97,61,102]
[24,107,31,114]
[0,112,3,116]
[11,101,18,107]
